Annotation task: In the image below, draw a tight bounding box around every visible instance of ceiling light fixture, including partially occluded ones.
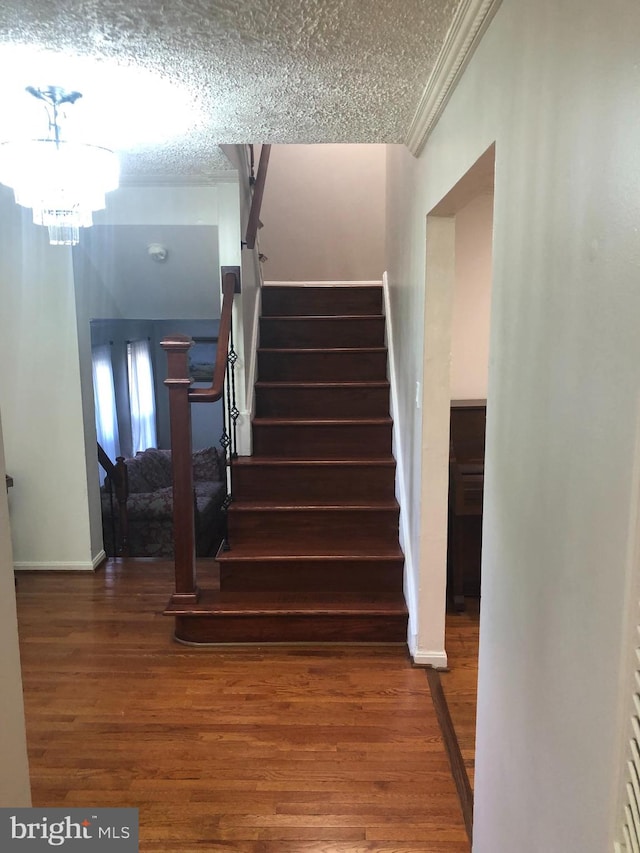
[148,243,168,262]
[0,86,119,246]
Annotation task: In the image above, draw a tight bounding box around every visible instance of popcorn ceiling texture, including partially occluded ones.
[0,0,459,178]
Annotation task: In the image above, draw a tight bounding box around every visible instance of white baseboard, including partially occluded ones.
[240,285,262,458]
[93,550,107,570]
[236,409,253,457]
[382,272,419,648]
[14,557,100,572]
[411,645,449,669]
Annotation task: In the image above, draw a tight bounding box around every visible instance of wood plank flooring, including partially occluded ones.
[441,600,480,789]
[14,560,471,853]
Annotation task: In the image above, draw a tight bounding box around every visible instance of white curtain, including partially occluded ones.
[127,339,157,454]
[92,344,120,483]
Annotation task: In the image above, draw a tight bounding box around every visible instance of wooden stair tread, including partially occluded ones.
[263,314,385,320]
[232,456,396,467]
[218,541,404,560]
[262,284,381,290]
[258,347,387,353]
[230,500,399,511]
[255,380,390,388]
[253,416,392,425]
[166,588,407,617]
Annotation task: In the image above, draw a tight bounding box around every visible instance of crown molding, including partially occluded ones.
[119,170,238,188]
[405,0,503,156]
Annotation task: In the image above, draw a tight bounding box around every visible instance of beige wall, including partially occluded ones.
[451,193,493,400]
[0,414,31,806]
[0,187,95,571]
[260,144,386,281]
[386,0,640,849]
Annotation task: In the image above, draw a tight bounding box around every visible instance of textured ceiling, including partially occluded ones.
[0,0,460,179]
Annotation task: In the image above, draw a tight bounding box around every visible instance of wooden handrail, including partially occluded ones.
[245,144,271,250]
[97,442,117,480]
[189,269,237,403]
[96,443,130,556]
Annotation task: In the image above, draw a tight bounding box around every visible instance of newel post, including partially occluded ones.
[161,335,199,603]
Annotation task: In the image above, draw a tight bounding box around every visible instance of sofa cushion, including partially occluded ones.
[124,454,157,493]
[125,448,172,492]
[192,446,225,482]
[126,486,175,520]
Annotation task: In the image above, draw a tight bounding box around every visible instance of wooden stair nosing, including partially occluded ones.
[167,590,409,647]
[254,380,390,389]
[166,588,407,616]
[252,416,393,426]
[229,499,400,511]
[257,346,388,354]
[216,543,405,561]
[173,614,408,645]
[261,313,385,321]
[231,456,396,468]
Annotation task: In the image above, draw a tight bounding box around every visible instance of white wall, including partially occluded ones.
[0,188,96,570]
[451,193,493,400]
[386,0,640,849]
[260,144,386,281]
[0,414,31,806]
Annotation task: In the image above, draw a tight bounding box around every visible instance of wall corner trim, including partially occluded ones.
[405,0,503,156]
[92,550,107,571]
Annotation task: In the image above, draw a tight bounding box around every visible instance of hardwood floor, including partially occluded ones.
[441,600,480,789]
[15,560,470,853]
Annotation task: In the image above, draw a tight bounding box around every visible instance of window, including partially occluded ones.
[127,339,157,454]
[92,344,120,482]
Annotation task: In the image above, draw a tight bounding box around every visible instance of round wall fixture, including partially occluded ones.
[148,243,168,262]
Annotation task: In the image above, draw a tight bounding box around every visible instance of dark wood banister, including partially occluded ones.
[188,270,237,403]
[244,144,271,251]
[97,442,117,481]
[161,266,240,606]
[96,442,129,556]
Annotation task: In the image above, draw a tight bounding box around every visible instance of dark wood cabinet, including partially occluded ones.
[448,400,486,611]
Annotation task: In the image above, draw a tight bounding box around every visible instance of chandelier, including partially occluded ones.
[0,86,119,246]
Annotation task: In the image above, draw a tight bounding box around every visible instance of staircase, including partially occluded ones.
[172,283,408,644]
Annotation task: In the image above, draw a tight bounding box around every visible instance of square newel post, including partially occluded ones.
[161,335,199,604]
